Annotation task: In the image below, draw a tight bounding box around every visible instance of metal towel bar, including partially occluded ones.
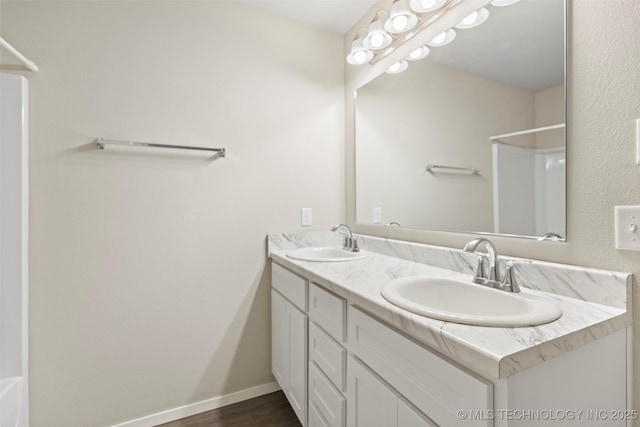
[425,164,479,174]
[95,138,226,157]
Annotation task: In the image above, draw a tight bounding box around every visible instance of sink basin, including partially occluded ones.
[381,276,561,327]
[286,247,367,262]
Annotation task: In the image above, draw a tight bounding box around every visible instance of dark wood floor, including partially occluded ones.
[157,391,302,427]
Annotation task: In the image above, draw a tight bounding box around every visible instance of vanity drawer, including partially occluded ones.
[309,400,331,427]
[309,361,346,427]
[309,321,346,392]
[309,283,346,343]
[272,263,307,311]
[348,307,492,427]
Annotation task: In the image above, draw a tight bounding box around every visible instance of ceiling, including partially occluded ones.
[428,0,565,92]
[232,0,377,34]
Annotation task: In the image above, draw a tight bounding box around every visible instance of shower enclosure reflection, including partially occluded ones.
[0,73,30,427]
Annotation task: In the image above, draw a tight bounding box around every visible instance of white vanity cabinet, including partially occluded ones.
[348,306,491,427]
[271,261,630,427]
[272,264,308,425]
[348,306,629,427]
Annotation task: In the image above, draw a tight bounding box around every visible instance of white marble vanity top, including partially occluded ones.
[268,231,632,380]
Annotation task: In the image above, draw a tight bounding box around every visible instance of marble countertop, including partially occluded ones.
[268,232,631,381]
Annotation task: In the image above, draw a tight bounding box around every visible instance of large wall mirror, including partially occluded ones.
[355,0,566,241]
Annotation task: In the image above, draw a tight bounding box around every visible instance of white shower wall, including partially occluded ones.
[0,73,30,427]
[493,143,565,238]
[534,147,566,238]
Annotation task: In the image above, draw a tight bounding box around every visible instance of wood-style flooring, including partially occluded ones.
[157,391,302,427]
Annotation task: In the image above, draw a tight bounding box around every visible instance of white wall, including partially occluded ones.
[355,59,534,231]
[346,0,640,419]
[534,85,565,149]
[0,1,344,426]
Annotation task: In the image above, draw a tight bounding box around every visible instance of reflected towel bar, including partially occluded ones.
[95,138,225,157]
[426,164,479,174]
[0,37,39,71]
[490,124,565,143]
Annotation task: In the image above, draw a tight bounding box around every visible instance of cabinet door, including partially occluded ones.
[398,398,437,427]
[348,307,491,426]
[272,290,289,388]
[288,301,308,425]
[347,357,398,427]
[272,289,308,426]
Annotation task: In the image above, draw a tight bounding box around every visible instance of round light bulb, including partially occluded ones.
[353,51,367,64]
[462,11,479,25]
[420,0,437,8]
[406,45,430,61]
[410,47,423,59]
[432,32,446,44]
[386,59,408,74]
[370,33,385,48]
[491,0,520,6]
[392,15,408,31]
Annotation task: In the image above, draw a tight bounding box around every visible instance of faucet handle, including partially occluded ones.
[469,253,485,284]
[351,236,360,253]
[501,260,533,293]
[342,235,360,252]
[343,236,352,251]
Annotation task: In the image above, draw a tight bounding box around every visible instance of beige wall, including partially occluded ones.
[535,84,565,149]
[346,0,640,419]
[1,1,344,426]
[355,60,534,231]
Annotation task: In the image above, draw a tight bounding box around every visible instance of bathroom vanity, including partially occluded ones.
[268,231,632,427]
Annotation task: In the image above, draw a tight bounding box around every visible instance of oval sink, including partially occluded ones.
[381,276,561,327]
[286,247,367,262]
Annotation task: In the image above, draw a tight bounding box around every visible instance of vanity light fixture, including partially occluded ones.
[363,12,393,50]
[409,0,446,13]
[406,45,430,61]
[490,0,520,6]
[346,0,521,67]
[384,0,419,34]
[427,28,456,47]
[386,59,409,74]
[347,34,374,65]
[455,8,489,29]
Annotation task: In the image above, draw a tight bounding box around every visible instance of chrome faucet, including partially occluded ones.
[463,238,500,283]
[331,224,360,252]
[463,238,529,293]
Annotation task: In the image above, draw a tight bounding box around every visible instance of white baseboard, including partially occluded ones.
[112,381,281,427]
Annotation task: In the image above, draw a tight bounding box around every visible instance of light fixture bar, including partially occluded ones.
[370,0,465,65]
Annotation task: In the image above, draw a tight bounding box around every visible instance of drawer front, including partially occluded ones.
[310,321,346,392]
[348,307,493,427]
[309,400,331,427]
[309,362,346,427]
[272,262,307,311]
[309,283,346,343]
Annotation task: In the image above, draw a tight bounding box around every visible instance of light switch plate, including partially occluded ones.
[615,206,640,250]
[373,207,382,224]
[301,208,312,226]
[636,119,640,165]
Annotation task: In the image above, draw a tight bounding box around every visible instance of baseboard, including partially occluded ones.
[112,381,281,427]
